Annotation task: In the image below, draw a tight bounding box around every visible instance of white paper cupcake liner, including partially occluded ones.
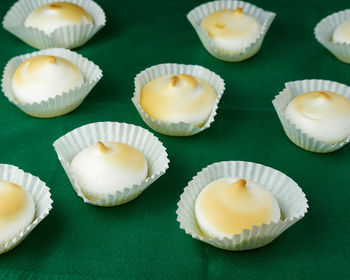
[2,0,106,49]
[132,63,225,136]
[53,121,170,207]
[0,164,53,254]
[314,9,350,64]
[272,79,350,153]
[187,1,275,62]
[176,161,308,251]
[1,48,103,118]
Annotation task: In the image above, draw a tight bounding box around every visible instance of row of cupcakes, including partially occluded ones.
[3,0,350,64]
[0,120,308,253]
[2,47,350,153]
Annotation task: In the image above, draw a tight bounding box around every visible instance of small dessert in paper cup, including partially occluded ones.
[314,9,350,64]
[187,1,275,62]
[53,121,170,207]
[2,0,106,49]
[0,164,53,254]
[176,161,308,251]
[1,48,102,118]
[272,79,350,153]
[132,63,225,136]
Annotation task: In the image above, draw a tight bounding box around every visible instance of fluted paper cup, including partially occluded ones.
[1,48,102,118]
[0,164,53,254]
[53,121,170,207]
[132,63,225,136]
[315,9,350,64]
[176,161,308,251]
[2,0,106,49]
[187,1,275,62]
[272,79,350,153]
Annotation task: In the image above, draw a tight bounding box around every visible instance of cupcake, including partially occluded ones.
[176,161,308,251]
[187,1,275,62]
[273,79,350,153]
[53,122,169,207]
[2,0,106,49]
[132,63,225,136]
[1,48,102,118]
[315,9,350,63]
[0,164,53,254]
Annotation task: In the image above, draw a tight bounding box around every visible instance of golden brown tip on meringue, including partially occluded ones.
[96,141,110,153]
[233,7,243,15]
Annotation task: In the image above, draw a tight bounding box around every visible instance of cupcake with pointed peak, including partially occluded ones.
[71,141,148,201]
[0,164,52,255]
[273,79,350,153]
[176,161,308,250]
[315,9,350,64]
[12,55,84,104]
[140,73,217,128]
[2,0,105,49]
[285,90,350,144]
[2,48,102,118]
[132,63,225,136]
[53,121,169,207]
[201,7,262,55]
[187,1,275,62]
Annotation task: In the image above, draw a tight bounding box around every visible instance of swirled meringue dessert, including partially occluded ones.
[201,8,261,52]
[285,91,350,144]
[0,180,35,245]
[11,55,84,104]
[195,177,280,239]
[71,141,148,200]
[24,2,92,35]
[140,74,216,127]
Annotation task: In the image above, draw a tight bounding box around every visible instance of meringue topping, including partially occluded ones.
[201,8,261,51]
[0,180,35,245]
[0,181,27,223]
[71,142,148,199]
[24,2,92,35]
[12,55,84,104]
[140,74,216,127]
[285,91,350,143]
[195,177,280,238]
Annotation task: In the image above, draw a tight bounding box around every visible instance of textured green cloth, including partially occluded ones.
[0,0,349,279]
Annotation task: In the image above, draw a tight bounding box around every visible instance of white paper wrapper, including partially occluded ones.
[176,161,308,251]
[132,63,225,136]
[187,1,275,62]
[272,79,350,153]
[1,48,102,118]
[0,164,53,254]
[314,9,350,64]
[53,121,170,207]
[2,0,106,50]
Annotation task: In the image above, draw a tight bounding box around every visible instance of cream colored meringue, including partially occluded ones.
[71,142,148,200]
[0,180,35,245]
[140,74,216,127]
[195,177,280,239]
[332,19,350,44]
[11,55,84,104]
[201,8,261,52]
[24,2,92,35]
[285,91,350,143]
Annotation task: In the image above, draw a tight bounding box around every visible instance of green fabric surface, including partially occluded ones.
[0,0,350,279]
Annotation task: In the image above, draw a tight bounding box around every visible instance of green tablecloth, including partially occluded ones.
[0,0,349,279]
